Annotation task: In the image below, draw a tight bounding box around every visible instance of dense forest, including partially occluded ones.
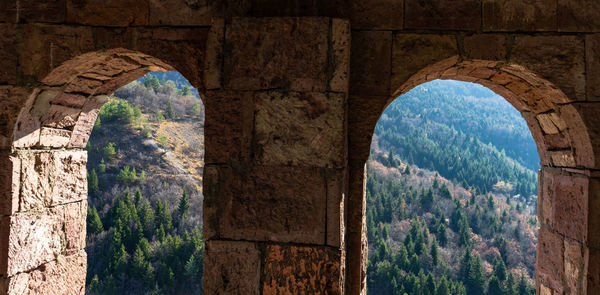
[85,73,205,294]
[366,80,539,295]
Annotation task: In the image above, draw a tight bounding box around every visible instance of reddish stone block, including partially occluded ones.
[588,178,600,248]
[68,95,108,148]
[148,0,213,26]
[254,91,345,168]
[17,0,66,23]
[483,0,557,31]
[350,0,403,30]
[263,245,341,294]
[137,28,209,89]
[66,0,148,26]
[203,91,251,164]
[64,201,86,255]
[223,17,329,92]
[512,35,585,100]
[564,239,584,294]
[206,165,328,244]
[21,24,94,81]
[391,34,458,94]
[0,24,17,84]
[203,241,260,295]
[5,252,86,295]
[559,104,595,169]
[558,0,600,32]
[536,228,564,294]
[588,248,600,292]
[330,19,350,93]
[552,173,588,242]
[463,34,507,61]
[586,35,600,100]
[0,153,19,216]
[405,0,481,30]
[349,31,392,97]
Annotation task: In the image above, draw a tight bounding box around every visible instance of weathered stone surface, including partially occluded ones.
[20,150,87,211]
[68,95,108,148]
[207,166,328,244]
[4,207,66,276]
[66,0,148,26]
[405,0,481,30]
[223,17,329,92]
[588,178,600,249]
[326,169,345,247]
[482,0,557,31]
[137,27,209,89]
[349,31,392,96]
[6,252,86,295]
[537,228,564,294]
[263,245,341,294]
[391,34,457,93]
[330,19,350,93]
[203,91,251,164]
[560,104,595,169]
[552,173,588,242]
[64,201,86,255]
[0,87,31,147]
[22,24,94,81]
[350,0,403,30]
[255,91,345,168]
[463,34,507,61]
[550,150,577,168]
[512,35,585,100]
[203,241,260,295]
[148,0,213,26]
[564,239,584,294]
[586,34,600,100]
[204,19,224,90]
[0,24,17,85]
[41,105,81,129]
[0,153,19,215]
[558,0,600,32]
[16,0,66,23]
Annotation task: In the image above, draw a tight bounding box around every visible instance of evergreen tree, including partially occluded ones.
[436,222,448,246]
[103,142,117,162]
[431,238,439,266]
[180,85,192,96]
[517,275,531,295]
[87,206,104,235]
[493,258,507,281]
[506,272,517,295]
[466,254,485,295]
[165,101,174,119]
[178,189,190,221]
[487,275,504,295]
[98,158,106,173]
[192,102,203,118]
[88,169,99,196]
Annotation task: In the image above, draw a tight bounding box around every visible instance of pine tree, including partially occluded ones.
[88,169,99,196]
[165,101,174,119]
[192,102,203,118]
[506,272,517,295]
[103,142,117,162]
[517,274,531,295]
[436,222,448,246]
[466,254,485,295]
[487,275,504,295]
[178,188,190,221]
[87,206,104,234]
[493,258,507,281]
[134,188,142,207]
[181,85,192,96]
[98,158,106,173]
[431,238,439,266]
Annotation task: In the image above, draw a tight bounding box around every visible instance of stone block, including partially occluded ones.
[0,1,16,22]
[94,27,136,51]
[463,34,507,61]
[137,28,209,89]
[19,150,87,211]
[588,248,600,292]
[0,86,31,147]
[347,95,388,163]
[16,0,66,23]
[0,24,17,85]
[255,91,345,168]
[203,91,252,164]
[206,165,328,244]
[550,150,577,168]
[350,0,403,30]
[5,252,86,295]
[512,35,585,100]
[4,207,67,276]
[588,178,600,248]
[560,104,596,169]
[564,239,584,294]
[536,228,564,294]
[22,24,94,81]
[586,34,600,100]
[349,31,392,96]
[405,0,481,30]
[263,245,341,294]
[204,19,224,90]
[482,0,557,31]
[0,153,19,215]
[41,104,81,129]
[223,17,329,92]
[552,172,588,242]
[68,95,107,148]
[66,0,148,26]
[558,0,600,32]
[203,240,260,295]
[392,34,457,92]
[326,169,345,247]
[329,19,350,93]
[64,201,86,255]
[148,0,213,26]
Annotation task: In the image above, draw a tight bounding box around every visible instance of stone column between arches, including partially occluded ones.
[201,18,350,293]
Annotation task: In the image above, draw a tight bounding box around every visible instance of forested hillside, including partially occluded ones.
[366,80,539,295]
[85,73,205,294]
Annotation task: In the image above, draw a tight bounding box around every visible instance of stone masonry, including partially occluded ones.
[0,1,600,294]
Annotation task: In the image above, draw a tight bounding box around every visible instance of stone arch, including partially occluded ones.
[347,56,600,295]
[0,48,205,293]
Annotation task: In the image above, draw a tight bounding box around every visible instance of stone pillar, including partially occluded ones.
[0,149,87,294]
[202,17,350,293]
[536,167,600,295]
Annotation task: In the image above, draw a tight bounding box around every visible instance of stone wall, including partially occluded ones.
[0,1,600,294]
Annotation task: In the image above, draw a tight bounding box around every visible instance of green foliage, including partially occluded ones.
[141,125,152,138]
[87,206,103,235]
[192,102,203,118]
[180,85,192,96]
[103,142,117,163]
[99,99,135,125]
[178,189,190,220]
[158,136,168,149]
[98,158,106,173]
[117,166,137,184]
[486,275,503,295]
[88,169,99,196]
[143,74,161,91]
[165,101,174,120]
